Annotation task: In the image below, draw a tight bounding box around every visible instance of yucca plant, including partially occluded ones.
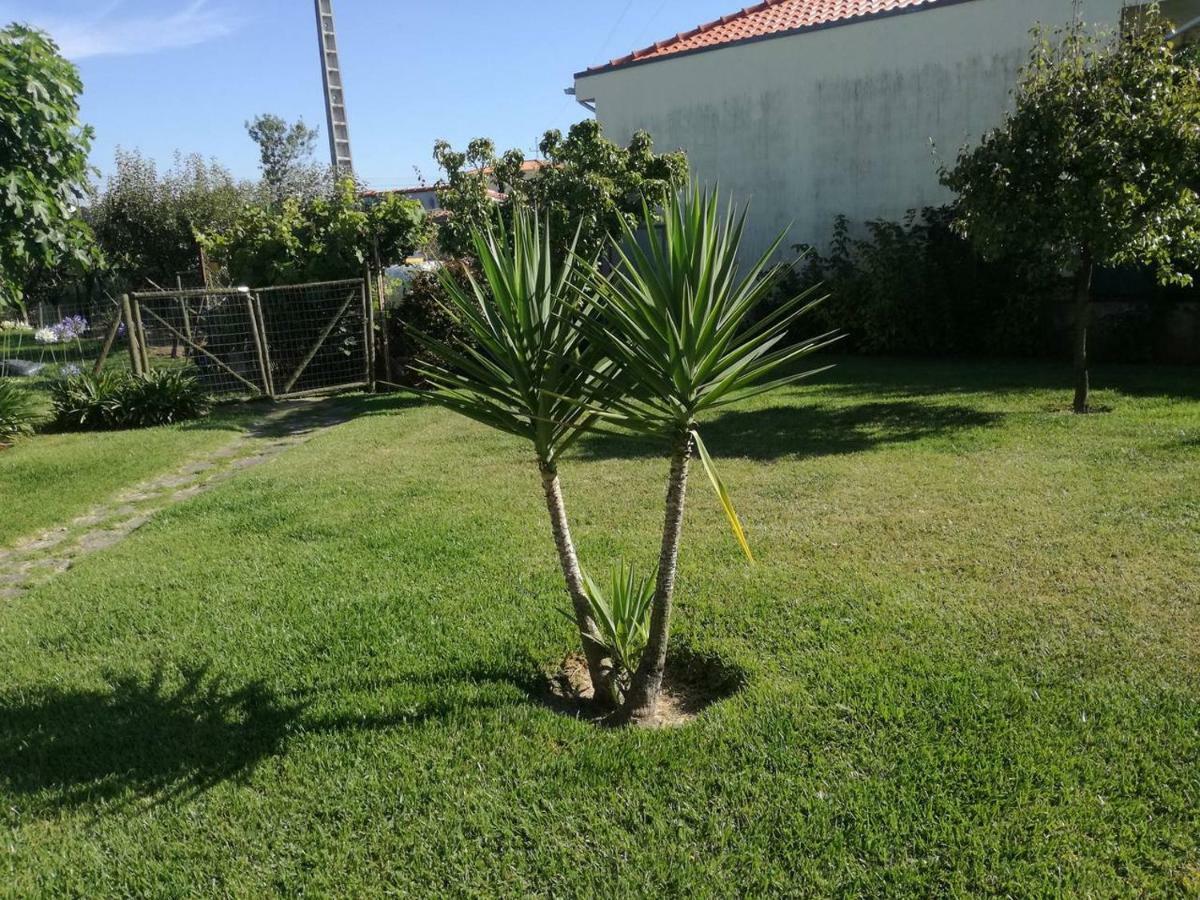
[577,185,841,724]
[406,205,623,703]
[572,560,656,701]
[0,379,41,444]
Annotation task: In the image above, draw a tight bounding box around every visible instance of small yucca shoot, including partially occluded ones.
[569,559,657,704]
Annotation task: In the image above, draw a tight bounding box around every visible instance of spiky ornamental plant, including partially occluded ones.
[406,205,622,705]
[578,185,841,724]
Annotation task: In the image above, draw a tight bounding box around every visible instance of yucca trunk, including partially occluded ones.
[1072,249,1095,415]
[539,460,617,707]
[623,429,694,725]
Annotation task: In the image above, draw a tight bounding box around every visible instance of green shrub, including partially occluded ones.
[783,208,1065,358]
[121,370,211,427]
[0,379,41,444]
[385,260,479,385]
[51,370,209,431]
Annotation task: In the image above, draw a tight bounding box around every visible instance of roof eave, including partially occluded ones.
[573,0,981,80]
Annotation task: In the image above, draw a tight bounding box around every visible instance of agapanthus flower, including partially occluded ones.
[51,315,89,341]
[34,327,59,345]
[61,363,81,377]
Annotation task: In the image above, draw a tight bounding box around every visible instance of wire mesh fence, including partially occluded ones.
[126,279,371,399]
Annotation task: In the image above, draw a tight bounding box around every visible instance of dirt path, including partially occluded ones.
[0,398,357,601]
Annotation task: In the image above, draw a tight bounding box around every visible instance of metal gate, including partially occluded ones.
[124,279,373,399]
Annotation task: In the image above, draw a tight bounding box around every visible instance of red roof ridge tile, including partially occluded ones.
[583,0,957,75]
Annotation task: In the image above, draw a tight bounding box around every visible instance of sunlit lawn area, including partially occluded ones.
[0,404,267,547]
[1,356,1197,895]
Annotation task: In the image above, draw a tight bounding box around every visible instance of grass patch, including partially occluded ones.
[0,403,266,546]
[1,357,1197,895]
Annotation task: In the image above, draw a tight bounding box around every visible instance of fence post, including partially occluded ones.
[363,273,376,393]
[92,299,124,376]
[131,296,151,374]
[121,294,144,376]
[253,292,276,398]
[245,291,273,400]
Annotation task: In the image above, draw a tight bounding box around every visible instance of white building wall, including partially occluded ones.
[574,0,1128,258]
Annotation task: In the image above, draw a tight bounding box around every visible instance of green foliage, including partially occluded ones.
[384,261,478,385]
[942,8,1200,285]
[433,120,688,261]
[578,186,839,559]
[784,209,1064,357]
[89,149,253,290]
[0,379,41,443]
[405,205,614,464]
[200,178,430,286]
[0,25,99,313]
[50,369,209,432]
[245,114,327,205]
[574,560,655,691]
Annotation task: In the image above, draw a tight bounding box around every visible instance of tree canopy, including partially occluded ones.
[246,113,329,205]
[89,149,254,290]
[199,178,431,286]
[941,6,1200,409]
[0,25,97,312]
[433,120,688,261]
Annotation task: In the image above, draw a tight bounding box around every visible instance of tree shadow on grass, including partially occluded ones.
[574,400,1004,462]
[0,666,304,812]
[0,661,538,816]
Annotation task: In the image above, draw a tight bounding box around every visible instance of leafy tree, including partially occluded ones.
[578,187,838,724]
[200,178,430,286]
[432,138,518,260]
[0,25,97,316]
[942,7,1200,412]
[433,120,688,261]
[88,149,252,289]
[246,114,329,205]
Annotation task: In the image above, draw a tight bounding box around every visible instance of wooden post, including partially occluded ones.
[121,294,143,376]
[363,272,375,393]
[254,293,276,398]
[132,297,151,374]
[92,301,124,376]
[245,291,273,399]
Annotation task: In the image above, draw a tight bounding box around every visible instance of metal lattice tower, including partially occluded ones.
[314,0,353,173]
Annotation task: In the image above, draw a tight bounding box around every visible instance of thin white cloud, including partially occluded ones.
[14,1,244,59]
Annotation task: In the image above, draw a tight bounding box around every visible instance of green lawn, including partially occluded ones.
[1,357,1198,896]
[0,404,268,547]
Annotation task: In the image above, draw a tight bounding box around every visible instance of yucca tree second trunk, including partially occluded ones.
[622,429,694,725]
[539,460,618,708]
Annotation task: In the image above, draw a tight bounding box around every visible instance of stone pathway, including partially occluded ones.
[0,398,357,601]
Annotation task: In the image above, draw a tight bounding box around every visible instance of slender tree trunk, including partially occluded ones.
[1072,249,1094,414]
[539,459,617,707]
[622,429,694,726]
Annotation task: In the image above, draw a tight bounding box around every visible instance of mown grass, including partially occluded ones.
[0,404,267,547]
[1,357,1197,896]
[1,329,262,546]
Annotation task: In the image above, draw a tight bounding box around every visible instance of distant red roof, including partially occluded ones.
[581,0,961,75]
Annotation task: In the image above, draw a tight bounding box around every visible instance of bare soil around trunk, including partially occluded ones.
[539,649,746,728]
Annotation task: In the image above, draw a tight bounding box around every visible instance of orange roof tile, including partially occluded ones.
[582,0,961,74]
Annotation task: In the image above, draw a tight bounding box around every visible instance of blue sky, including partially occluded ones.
[1,0,739,190]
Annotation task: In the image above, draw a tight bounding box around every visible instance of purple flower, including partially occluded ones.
[52,315,89,341]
